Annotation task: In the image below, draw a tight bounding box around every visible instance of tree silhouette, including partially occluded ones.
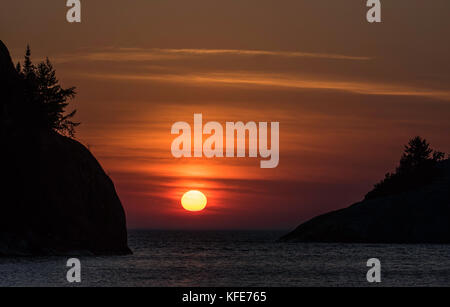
[15,62,22,77]
[365,136,446,200]
[398,137,444,172]
[16,45,79,137]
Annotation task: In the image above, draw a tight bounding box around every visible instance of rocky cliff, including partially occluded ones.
[0,40,131,255]
[281,160,450,244]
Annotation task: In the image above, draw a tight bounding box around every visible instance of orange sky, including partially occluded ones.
[1,0,449,229]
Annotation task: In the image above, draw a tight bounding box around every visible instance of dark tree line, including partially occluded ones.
[365,136,446,200]
[15,45,79,137]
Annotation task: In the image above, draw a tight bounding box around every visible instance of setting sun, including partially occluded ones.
[181,190,207,212]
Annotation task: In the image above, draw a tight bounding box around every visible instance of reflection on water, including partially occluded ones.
[1,230,450,287]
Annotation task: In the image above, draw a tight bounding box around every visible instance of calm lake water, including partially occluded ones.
[1,230,450,287]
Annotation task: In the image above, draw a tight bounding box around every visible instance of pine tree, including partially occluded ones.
[15,62,22,74]
[23,45,34,79]
[365,136,446,200]
[397,137,443,173]
[18,45,79,137]
[35,58,79,137]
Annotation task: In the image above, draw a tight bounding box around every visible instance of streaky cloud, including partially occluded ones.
[81,71,450,101]
[50,47,372,63]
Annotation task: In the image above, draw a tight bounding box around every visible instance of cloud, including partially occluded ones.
[81,71,450,101]
[35,46,450,101]
[51,47,372,64]
[157,48,372,61]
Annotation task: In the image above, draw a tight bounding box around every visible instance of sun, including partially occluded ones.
[181,190,207,212]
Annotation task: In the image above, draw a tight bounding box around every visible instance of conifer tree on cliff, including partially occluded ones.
[16,45,79,137]
[365,136,445,200]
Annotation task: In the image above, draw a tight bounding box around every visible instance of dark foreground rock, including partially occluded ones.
[281,160,450,244]
[0,40,131,255]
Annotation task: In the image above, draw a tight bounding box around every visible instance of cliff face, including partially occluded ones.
[281,160,450,244]
[0,40,131,255]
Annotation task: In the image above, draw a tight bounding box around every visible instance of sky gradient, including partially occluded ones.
[1,0,449,229]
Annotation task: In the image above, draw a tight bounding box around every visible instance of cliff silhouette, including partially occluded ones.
[281,159,450,244]
[0,40,131,255]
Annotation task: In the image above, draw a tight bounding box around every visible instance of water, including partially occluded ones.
[1,230,450,287]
